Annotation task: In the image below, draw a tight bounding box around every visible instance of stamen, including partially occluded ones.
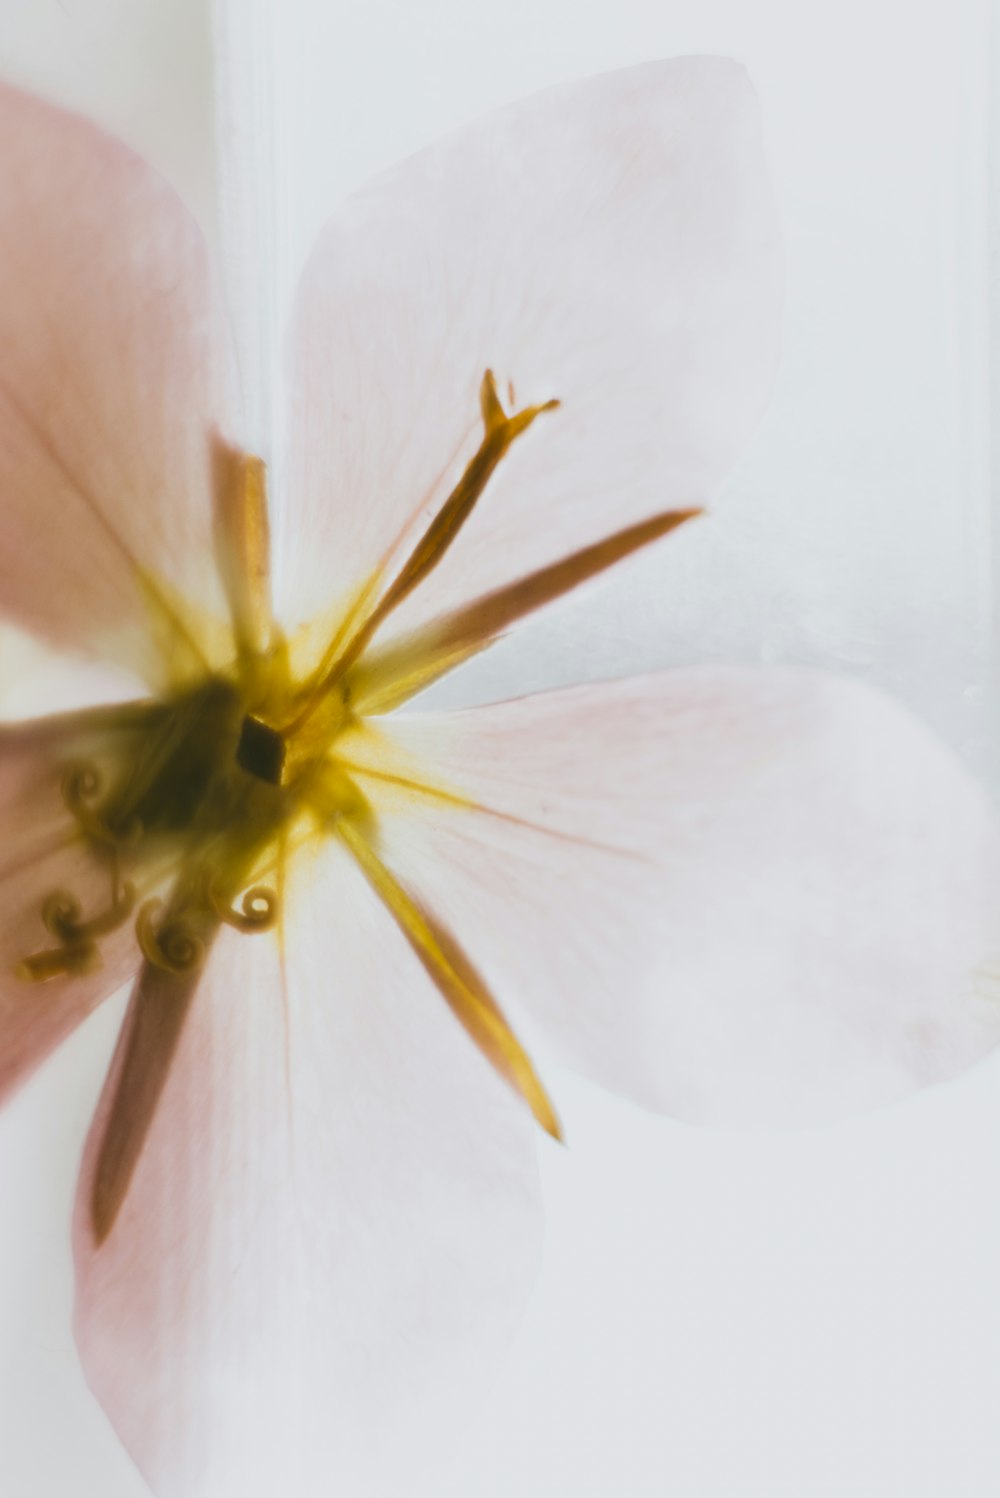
[214,442,273,671]
[342,370,557,665]
[17,876,137,983]
[350,508,702,713]
[286,370,558,732]
[44,879,137,944]
[62,760,142,848]
[136,898,207,975]
[15,942,102,982]
[89,956,203,1245]
[337,818,562,1140]
[42,889,84,941]
[208,881,278,934]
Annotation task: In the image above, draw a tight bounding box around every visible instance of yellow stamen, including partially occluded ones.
[337,818,562,1140]
[17,869,138,983]
[207,880,279,933]
[289,371,559,730]
[90,956,206,1245]
[136,897,208,975]
[351,508,702,713]
[15,942,102,982]
[214,442,273,672]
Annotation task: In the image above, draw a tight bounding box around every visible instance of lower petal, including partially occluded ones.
[361,668,1000,1126]
[73,842,542,1498]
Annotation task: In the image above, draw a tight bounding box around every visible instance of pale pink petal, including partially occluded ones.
[73,842,541,1498]
[0,712,142,1105]
[0,80,231,683]
[277,58,780,646]
[356,669,1000,1127]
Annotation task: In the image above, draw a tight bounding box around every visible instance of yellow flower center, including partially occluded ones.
[16,649,368,981]
[15,369,561,984]
[11,363,705,1190]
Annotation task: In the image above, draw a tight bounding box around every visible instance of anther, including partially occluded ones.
[236,715,285,785]
[15,943,102,982]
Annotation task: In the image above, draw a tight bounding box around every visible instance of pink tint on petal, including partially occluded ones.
[73,844,541,1498]
[74,927,295,1498]
[368,669,1000,1127]
[0,80,229,683]
[0,714,141,1107]
[277,57,780,644]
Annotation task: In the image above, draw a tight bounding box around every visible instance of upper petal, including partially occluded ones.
[0,80,230,684]
[73,841,541,1498]
[277,58,780,648]
[353,669,1000,1127]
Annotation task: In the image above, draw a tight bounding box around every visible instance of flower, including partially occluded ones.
[0,52,999,1498]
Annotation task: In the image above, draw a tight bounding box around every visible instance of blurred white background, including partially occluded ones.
[2,1,1000,1495]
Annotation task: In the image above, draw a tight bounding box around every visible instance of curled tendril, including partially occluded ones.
[136,898,207,975]
[18,876,141,984]
[83,881,137,940]
[42,880,136,945]
[42,889,84,941]
[61,762,102,813]
[60,760,142,848]
[209,881,278,934]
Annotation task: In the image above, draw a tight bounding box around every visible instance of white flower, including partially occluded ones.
[0,55,997,1498]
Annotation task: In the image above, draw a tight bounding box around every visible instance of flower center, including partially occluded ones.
[16,367,563,987]
[17,664,363,983]
[236,713,285,785]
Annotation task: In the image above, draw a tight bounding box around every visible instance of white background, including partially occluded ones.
[2,1,1000,1495]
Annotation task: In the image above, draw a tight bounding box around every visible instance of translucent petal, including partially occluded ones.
[73,843,541,1498]
[0,712,141,1106]
[0,80,230,684]
[356,670,1000,1127]
[277,58,780,649]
